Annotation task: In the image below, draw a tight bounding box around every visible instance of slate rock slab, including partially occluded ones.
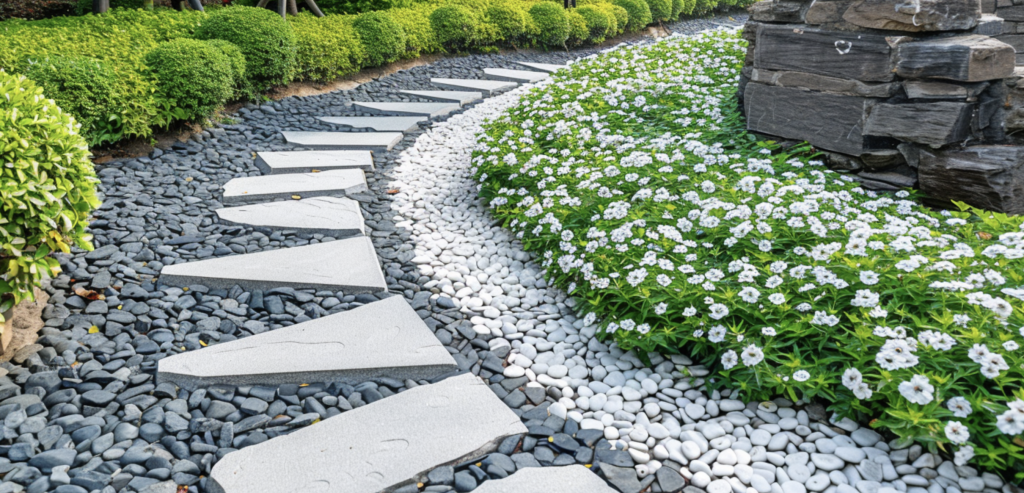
[430,78,517,95]
[896,35,1015,82]
[843,0,981,31]
[159,236,387,293]
[919,145,1024,214]
[398,90,483,105]
[754,24,895,82]
[749,67,899,98]
[744,82,874,156]
[255,150,374,174]
[281,131,403,151]
[514,62,568,73]
[316,116,426,133]
[215,197,365,236]
[352,102,460,117]
[221,170,367,204]
[483,68,549,83]
[206,373,528,493]
[157,296,457,390]
[473,465,616,493]
[864,102,974,147]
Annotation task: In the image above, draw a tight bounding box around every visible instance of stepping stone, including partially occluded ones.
[352,101,460,117]
[159,236,387,293]
[208,373,528,493]
[255,150,374,175]
[474,466,617,493]
[515,61,569,73]
[398,90,483,105]
[222,169,366,205]
[157,297,457,390]
[281,131,402,151]
[483,68,549,83]
[430,78,517,96]
[215,197,364,236]
[316,116,425,133]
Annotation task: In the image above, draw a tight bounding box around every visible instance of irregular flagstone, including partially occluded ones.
[255,150,374,175]
[221,169,367,204]
[316,116,426,133]
[281,131,403,151]
[158,236,387,292]
[515,61,568,73]
[352,101,461,117]
[398,90,483,105]
[430,78,517,96]
[483,68,549,83]
[473,466,616,493]
[215,197,365,236]
[157,296,457,390]
[206,373,528,493]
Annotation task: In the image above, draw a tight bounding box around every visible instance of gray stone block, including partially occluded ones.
[514,62,568,73]
[754,24,895,82]
[843,0,981,31]
[473,466,616,493]
[744,82,874,156]
[206,373,528,493]
[864,102,974,147]
[316,116,426,133]
[750,0,809,23]
[282,131,403,151]
[222,170,367,204]
[430,78,517,95]
[482,68,549,83]
[749,68,899,98]
[803,0,852,24]
[159,236,387,293]
[215,197,365,236]
[903,81,988,100]
[157,296,457,390]
[398,90,483,105]
[255,150,374,174]
[919,145,1024,214]
[896,35,1016,82]
[352,102,460,117]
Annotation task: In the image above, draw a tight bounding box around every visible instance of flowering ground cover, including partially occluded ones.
[473,30,1024,475]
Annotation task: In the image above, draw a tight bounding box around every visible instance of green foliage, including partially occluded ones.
[565,9,588,48]
[669,0,683,19]
[0,70,100,322]
[575,5,611,43]
[75,0,143,15]
[390,4,442,56]
[693,0,717,14]
[606,4,627,33]
[316,0,412,15]
[194,6,298,94]
[646,0,670,21]
[23,56,129,146]
[203,39,247,98]
[680,0,696,16]
[485,3,528,46]
[288,12,365,82]
[429,5,476,51]
[612,0,650,31]
[352,10,406,66]
[528,1,569,48]
[144,38,234,124]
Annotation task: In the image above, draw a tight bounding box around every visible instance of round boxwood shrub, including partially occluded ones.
[485,4,528,46]
[669,0,684,18]
[429,5,477,51]
[144,39,234,122]
[576,5,612,43]
[607,4,628,34]
[203,39,247,99]
[613,0,651,31]
[565,9,588,47]
[693,0,717,13]
[0,70,99,320]
[681,0,696,14]
[353,11,406,67]
[24,56,128,146]
[288,13,366,82]
[528,2,569,48]
[194,6,297,95]
[646,0,671,21]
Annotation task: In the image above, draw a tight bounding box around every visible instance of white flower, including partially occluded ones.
[954,445,974,466]
[721,350,738,370]
[860,270,879,285]
[708,325,727,343]
[708,303,729,320]
[967,344,990,363]
[654,302,667,315]
[850,289,879,308]
[842,368,863,389]
[869,306,888,319]
[793,370,810,382]
[1004,340,1019,351]
[739,287,760,303]
[898,374,934,405]
[761,327,776,336]
[946,397,972,418]
[852,382,873,400]
[945,422,970,445]
[741,344,764,367]
[996,400,1024,435]
[768,293,785,305]
[683,306,697,317]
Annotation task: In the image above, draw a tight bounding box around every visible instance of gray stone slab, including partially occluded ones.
[255,150,374,175]
[352,101,460,117]
[515,61,568,73]
[281,131,402,151]
[483,68,549,83]
[157,297,457,390]
[474,466,616,493]
[222,169,367,204]
[207,373,528,493]
[316,116,425,133]
[398,90,483,105]
[430,78,517,95]
[159,236,387,293]
[215,197,365,236]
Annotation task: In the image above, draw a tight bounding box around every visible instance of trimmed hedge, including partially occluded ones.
[565,9,588,47]
[576,5,611,43]
[144,38,234,123]
[430,5,477,51]
[204,39,247,98]
[353,10,406,66]
[390,4,441,56]
[485,3,528,46]
[23,56,129,145]
[194,6,298,94]
[528,1,569,48]
[288,12,364,81]
[612,0,650,32]
[647,0,671,22]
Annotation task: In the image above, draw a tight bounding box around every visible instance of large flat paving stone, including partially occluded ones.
[255,150,374,174]
[159,236,387,293]
[215,197,364,236]
[222,169,366,204]
[430,78,517,96]
[483,68,549,83]
[398,90,483,105]
[474,466,616,493]
[207,373,528,493]
[515,61,568,73]
[281,131,402,151]
[316,116,425,133]
[353,101,460,117]
[157,296,457,390]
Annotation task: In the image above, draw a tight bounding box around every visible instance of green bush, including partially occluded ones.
[429,5,477,51]
[485,3,528,47]
[669,0,683,19]
[23,56,129,146]
[646,0,670,21]
[682,0,696,14]
[390,4,442,56]
[194,6,297,94]
[0,70,99,323]
[315,0,412,15]
[613,0,650,31]
[528,2,569,48]
[576,5,611,43]
[693,0,716,13]
[203,39,247,98]
[565,9,588,47]
[288,12,365,82]
[607,4,627,33]
[144,39,234,123]
[352,10,406,66]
